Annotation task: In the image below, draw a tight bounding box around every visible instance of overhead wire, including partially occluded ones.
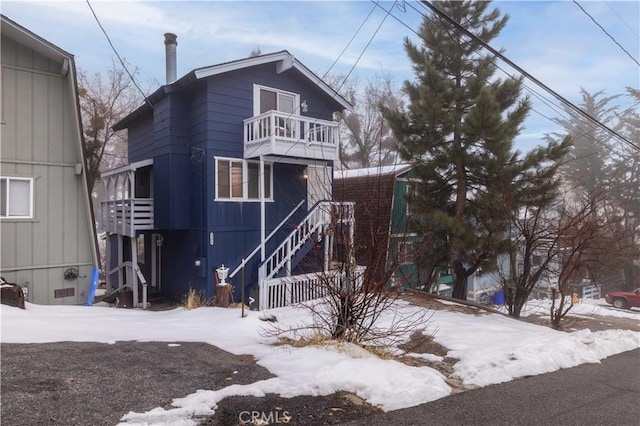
[85,0,153,106]
[86,0,400,200]
[604,0,639,39]
[320,2,378,80]
[370,0,628,159]
[365,0,637,173]
[572,0,640,68]
[404,0,640,152]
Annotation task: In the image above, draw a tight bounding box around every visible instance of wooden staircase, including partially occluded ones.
[257,201,355,310]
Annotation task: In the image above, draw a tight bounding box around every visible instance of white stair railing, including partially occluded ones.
[258,201,354,283]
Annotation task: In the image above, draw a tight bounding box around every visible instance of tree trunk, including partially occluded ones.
[451,262,468,300]
[215,284,231,308]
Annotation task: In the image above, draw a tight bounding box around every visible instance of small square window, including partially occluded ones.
[1,177,33,218]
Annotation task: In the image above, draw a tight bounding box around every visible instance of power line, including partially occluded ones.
[320,2,378,80]
[413,0,640,152]
[604,0,639,39]
[87,0,398,192]
[85,0,152,106]
[573,0,640,68]
[371,0,633,158]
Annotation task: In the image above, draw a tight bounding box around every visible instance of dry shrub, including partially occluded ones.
[275,334,394,359]
[275,333,332,348]
[182,287,211,309]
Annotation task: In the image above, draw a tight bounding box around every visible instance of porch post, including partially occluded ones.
[323,225,329,271]
[260,156,266,262]
[349,215,355,267]
[117,234,124,289]
[131,237,139,308]
[105,233,112,292]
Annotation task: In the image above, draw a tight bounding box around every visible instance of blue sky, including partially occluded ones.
[3,0,639,152]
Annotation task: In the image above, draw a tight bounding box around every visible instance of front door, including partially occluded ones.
[307,165,331,210]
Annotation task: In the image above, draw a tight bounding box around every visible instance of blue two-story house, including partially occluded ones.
[100,35,354,309]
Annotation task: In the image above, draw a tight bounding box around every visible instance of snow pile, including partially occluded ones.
[1,299,638,425]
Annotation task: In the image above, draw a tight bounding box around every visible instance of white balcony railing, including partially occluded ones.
[243,111,339,160]
[100,199,154,238]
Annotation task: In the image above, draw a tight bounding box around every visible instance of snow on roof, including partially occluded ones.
[334,164,412,179]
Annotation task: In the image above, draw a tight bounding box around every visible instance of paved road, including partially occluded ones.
[344,349,640,426]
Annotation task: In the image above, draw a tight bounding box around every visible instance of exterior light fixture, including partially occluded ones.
[301,100,308,113]
[216,264,229,284]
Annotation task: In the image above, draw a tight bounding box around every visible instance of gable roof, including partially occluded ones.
[193,51,351,110]
[1,14,73,63]
[114,50,351,131]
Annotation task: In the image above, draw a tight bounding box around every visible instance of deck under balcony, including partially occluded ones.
[100,199,154,238]
[99,159,154,238]
[243,111,339,161]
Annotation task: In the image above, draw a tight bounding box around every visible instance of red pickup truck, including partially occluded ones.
[604,287,640,309]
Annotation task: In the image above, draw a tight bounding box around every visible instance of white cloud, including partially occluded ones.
[2,0,637,152]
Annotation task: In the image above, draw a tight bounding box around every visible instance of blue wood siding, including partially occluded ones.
[123,60,342,302]
[128,115,154,162]
[206,162,307,291]
[158,230,208,301]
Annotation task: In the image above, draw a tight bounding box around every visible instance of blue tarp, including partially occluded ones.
[86,266,100,306]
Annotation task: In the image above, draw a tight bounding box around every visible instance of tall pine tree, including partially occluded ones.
[384,0,568,299]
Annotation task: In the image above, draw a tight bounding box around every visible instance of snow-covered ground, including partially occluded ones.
[516,297,640,319]
[1,299,638,426]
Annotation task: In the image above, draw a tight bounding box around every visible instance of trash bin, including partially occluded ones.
[491,290,504,305]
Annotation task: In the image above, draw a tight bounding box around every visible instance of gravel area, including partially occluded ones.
[1,341,380,426]
[199,392,381,425]
[1,341,273,425]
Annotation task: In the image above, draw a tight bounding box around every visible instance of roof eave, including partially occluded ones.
[194,51,352,111]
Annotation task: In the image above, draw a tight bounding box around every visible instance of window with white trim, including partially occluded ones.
[254,84,299,116]
[215,158,272,201]
[1,177,34,218]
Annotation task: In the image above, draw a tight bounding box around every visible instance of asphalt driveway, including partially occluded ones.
[1,341,378,426]
[1,341,274,425]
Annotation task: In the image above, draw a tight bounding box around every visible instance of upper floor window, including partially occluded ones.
[215,157,272,201]
[254,84,299,116]
[1,177,33,219]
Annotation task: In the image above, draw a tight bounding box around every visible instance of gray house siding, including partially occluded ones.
[0,19,98,305]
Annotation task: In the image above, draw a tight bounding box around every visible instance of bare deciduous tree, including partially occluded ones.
[550,193,633,329]
[79,59,143,192]
[332,73,402,169]
[262,184,431,348]
[554,88,640,290]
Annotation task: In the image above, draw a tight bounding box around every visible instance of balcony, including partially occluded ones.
[99,159,154,238]
[100,199,154,238]
[244,111,339,161]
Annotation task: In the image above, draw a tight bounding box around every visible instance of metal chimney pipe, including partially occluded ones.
[164,33,177,84]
